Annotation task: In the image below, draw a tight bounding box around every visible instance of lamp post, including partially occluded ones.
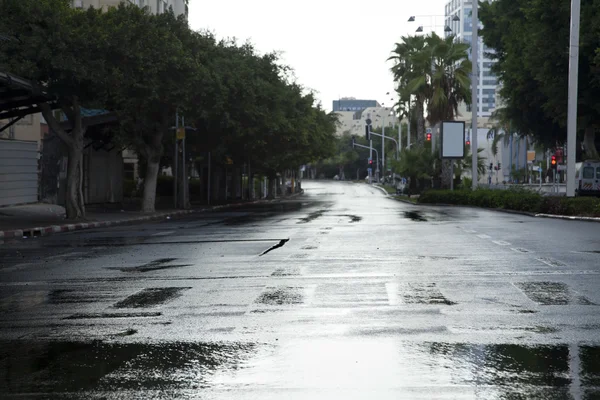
[566,0,581,197]
[471,1,479,190]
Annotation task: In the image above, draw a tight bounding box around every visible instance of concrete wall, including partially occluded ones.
[0,139,39,206]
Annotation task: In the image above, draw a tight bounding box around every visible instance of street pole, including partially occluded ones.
[407,103,411,149]
[173,111,179,209]
[369,139,373,184]
[566,0,581,197]
[182,116,188,209]
[382,114,386,182]
[398,119,402,154]
[207,151,211,205]
[471,0,479,190]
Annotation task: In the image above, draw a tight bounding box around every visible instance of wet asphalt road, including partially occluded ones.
[1,181,600,399]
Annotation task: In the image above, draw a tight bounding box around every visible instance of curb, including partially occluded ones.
[534,213,600,223]
[0,191,305,242]
[390,200,598,221]
[372,184,390,197]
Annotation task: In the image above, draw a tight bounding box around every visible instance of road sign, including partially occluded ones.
[558,164,567,171]
[176,127,185,140]
[527,150,536,163]
[365,118,372,126]
[441,121,466,159]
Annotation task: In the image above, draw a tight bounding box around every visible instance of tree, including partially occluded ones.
[100,5,197,212]
[0,0,106,219]
[389,35,428,147]
[479,0,600,159]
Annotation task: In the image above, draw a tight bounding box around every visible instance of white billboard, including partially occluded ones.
[441,121,466,159]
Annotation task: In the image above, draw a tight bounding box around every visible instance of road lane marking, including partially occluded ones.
[385,282,401,305]
[151,231,175,237]
[536,257,567,268]
[492,240,511,246]
[476,234,492,239]
[511,248,531,254]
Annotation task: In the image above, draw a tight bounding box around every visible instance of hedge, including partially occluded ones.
[418,189,600,217]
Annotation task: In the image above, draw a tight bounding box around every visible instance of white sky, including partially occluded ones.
[188,0,448,112]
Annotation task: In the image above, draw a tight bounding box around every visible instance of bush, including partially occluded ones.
[418,188,600,216]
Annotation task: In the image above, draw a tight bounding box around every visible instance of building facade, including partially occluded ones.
[332,98,379,113]
[445,0,497,117]
[73,0,187,17]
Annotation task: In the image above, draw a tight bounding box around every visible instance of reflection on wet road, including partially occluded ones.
[1,181,600,399]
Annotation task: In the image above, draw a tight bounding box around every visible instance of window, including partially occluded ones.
[583,167,595,179]
[483,79,497,85]
[482,89,495,95]
[597,167,600,178]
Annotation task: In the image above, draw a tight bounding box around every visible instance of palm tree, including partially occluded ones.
[424,33,472,125]
[389,36,428,148]
[423,33,472,188]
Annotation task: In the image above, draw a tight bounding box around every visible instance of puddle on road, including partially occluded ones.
[64,311,162,319]
[403,211,428,222]
[48,289,113,304]
[333,214,362,223]
[271,267,301,276]
[516,282,595,305]
[297,210,326,224]
[0,340,258,394]
[1,338,600,396]
[255,286,304,305]
[400,283,456,305]
[111,258,193,273]
[114,287,191,308]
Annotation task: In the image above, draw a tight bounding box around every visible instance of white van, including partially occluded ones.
[576,160,600,196]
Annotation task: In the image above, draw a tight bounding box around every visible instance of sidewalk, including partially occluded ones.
[0,192,303,241]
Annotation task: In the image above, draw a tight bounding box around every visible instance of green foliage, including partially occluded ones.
[479,0,600,155]
[389,33,471,148]
[419,189,600,217]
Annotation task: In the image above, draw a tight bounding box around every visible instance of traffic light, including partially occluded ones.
[551,155,557,169]
[489,162,493,171]
[365,125,371,140]
[497,162,501,170]
[466,140,471,146]
[368,158,373,167]
[426,133,432,141]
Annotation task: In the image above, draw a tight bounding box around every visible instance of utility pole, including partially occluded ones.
[471,0,479,190]
[382,113,386,182]
[173,111,179,209]
[566,0,581,197]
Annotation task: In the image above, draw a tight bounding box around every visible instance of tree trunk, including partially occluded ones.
[441,159,453,189]
[416,99,425,148]
[142,155,160,213]
[583,127,599,160]
[65,145,85,219]
[39,101,86,220]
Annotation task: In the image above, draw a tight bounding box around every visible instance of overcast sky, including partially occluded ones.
[188,0,448,112]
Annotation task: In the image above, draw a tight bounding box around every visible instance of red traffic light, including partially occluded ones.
[466,140,471,145]
[426,133,432,141]
[551,155,557,165]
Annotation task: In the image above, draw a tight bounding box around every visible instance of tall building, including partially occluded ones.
[332,98,379,113]
[73,0,187,17]
[444,0,497,117]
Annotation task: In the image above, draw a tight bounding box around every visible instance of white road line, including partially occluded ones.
[464,229,477,233]
[476,234,492,239]
[511,248,531,254]
[536,257,567,267]
[492,240,511,246]
[151,231,175,237]
[385,282,402,306]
